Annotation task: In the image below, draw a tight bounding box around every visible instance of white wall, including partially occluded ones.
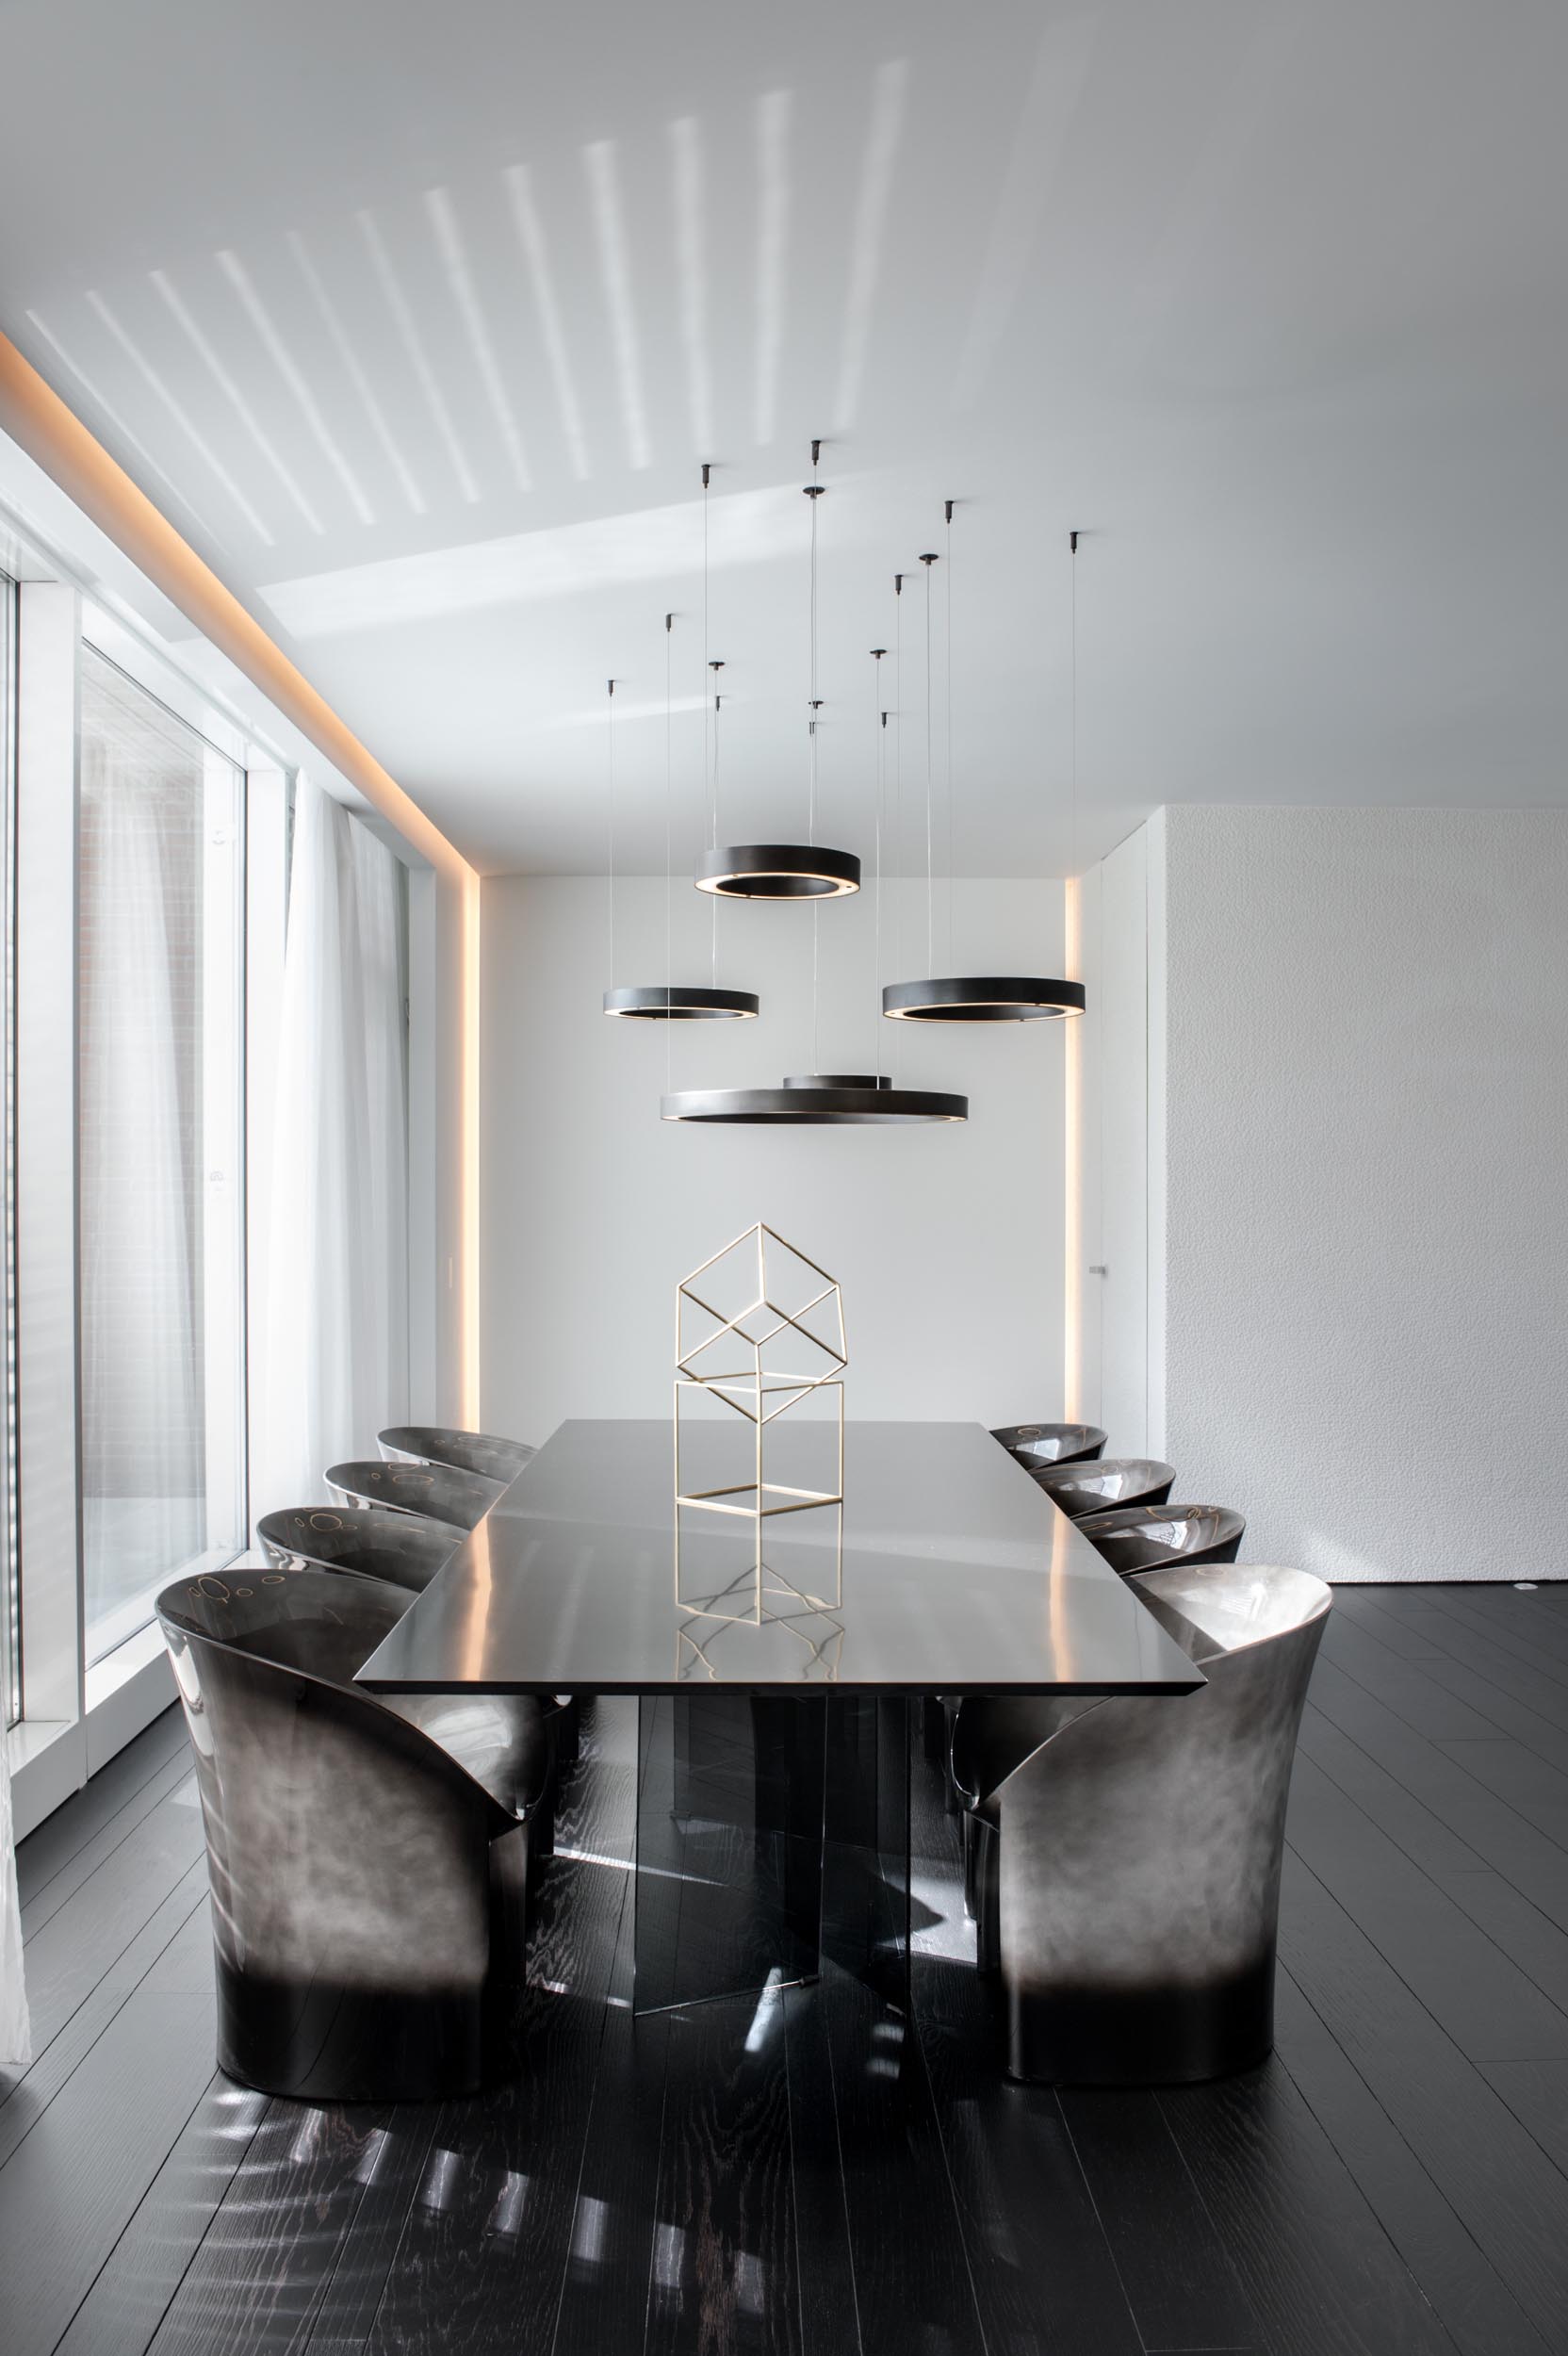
[482,875,1068,1436]
[1076,823,1155,1455]
[1087,803,1568,1582]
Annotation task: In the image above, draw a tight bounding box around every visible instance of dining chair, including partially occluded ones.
[1030,1458,1177,1517]
[325,1457,502,1530]
[991,1422,1108,1469]
[951,1562,1331,2083]
[377,1425,536,1485]
[257,1501,571,1844]
[257,1503,457,1589]
[1075,1502,1245,1572]
[157,1562,549,2101]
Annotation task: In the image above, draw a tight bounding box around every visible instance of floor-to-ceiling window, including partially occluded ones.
[76,648,245,1663]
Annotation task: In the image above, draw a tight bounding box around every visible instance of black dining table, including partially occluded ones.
[357,1417,1203,2013]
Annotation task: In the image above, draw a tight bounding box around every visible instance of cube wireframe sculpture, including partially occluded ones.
[674,1223,846,1553]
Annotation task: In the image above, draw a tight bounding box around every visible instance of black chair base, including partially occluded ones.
[217,1964,487,2104]
[1004,1955,1275,2086]
[965,1806,1273,2083]
[214,1818,532,2102]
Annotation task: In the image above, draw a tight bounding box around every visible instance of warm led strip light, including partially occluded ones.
[0,328,484,1424]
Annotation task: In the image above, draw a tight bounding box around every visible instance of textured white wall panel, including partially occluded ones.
[1157,804,1568,1581]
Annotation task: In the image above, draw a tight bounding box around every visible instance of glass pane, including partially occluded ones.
[0,576,16,1727]
[78,648,244,1664]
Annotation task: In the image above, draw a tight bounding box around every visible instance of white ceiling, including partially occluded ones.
[2,0,1565,875]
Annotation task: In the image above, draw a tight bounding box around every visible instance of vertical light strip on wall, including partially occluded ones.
[460,869,482,1428]
[1063,874,1083,1420]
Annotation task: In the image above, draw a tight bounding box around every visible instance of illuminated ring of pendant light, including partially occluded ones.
[661,1072,967,1124]
[694,841,860,901]
[881,976,1086,1023]
[603,985,760,1020]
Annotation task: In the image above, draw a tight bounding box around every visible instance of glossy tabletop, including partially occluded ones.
[355,1418,1203,1697]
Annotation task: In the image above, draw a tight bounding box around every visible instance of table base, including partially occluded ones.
[633,1693,913,2015]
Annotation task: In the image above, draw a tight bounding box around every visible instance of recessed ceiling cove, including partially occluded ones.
[2,0,1566,872]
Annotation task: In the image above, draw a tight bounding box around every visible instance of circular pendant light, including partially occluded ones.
[604,985,759,1020]
[694,444,859,902]
[882,975,1085,1022]
[883,509,1088,1027]
[694,841,859,901]
[662,1073,967,1124]
[603,602,762,1022]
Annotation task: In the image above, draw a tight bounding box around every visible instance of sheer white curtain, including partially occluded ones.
[257,775,409,1514]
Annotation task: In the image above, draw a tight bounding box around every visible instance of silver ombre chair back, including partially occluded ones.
[1031,1458,1176,1517]
[956,1563,1330,2085]
[378,1425,535,1485]
[991,1422,1107,1469]
[325,1457,501,1530]
[257,1504,458,1591]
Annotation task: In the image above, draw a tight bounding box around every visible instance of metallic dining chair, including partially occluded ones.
[378,1425,536,1485]
[1031,1458,1177,1518]
[952,1562,1331,2084]
[257,1501,571,1841]
[1076,1501,1246,1573]
[257,1503,458,1590]
[325,1457,502,1530]
[367,1430,584,1766]
[991,1422,1108,1469]
[157,1562,550,2102]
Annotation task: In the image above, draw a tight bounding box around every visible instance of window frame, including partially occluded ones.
[1,513,435,1841]
[74,638,250,1672]
[5,583,287,1835]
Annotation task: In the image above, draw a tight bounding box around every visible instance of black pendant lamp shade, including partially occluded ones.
[603,985,759,1020]
[662,1071,967,1124]
[882,509,1087,1030]
[603,613,761,1023]
[694,842,860,901]
[694,449,859,906]
[882,975,1086,1023]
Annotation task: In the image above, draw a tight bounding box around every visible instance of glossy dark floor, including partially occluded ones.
[8,1582,1568,2354]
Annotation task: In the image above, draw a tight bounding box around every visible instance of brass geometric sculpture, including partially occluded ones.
[674,1223,845,1616]
[674,1220,845,1515]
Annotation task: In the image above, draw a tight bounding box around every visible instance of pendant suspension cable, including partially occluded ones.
[872,518,1085,1027]
[701,462,714,973]
[695,436,857,904]
[709,659,724,981]
[920,549,939,974]
[812,901,820,1075]
[944,499,955,971]
[664,611,674,1080]
[605,675,616,984]
[1070,528,1080,883]
[805,438,824,843]
[872,646,887,1076]
[892,572,904,1067]
[805,436,825,1072]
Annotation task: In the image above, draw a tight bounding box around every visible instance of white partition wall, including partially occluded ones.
[1075,822,1156,1457]
[482,875,1069,1433]
[1082,803,1568,1583]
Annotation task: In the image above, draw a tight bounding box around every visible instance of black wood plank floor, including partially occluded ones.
[7,1583,1568,2355]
